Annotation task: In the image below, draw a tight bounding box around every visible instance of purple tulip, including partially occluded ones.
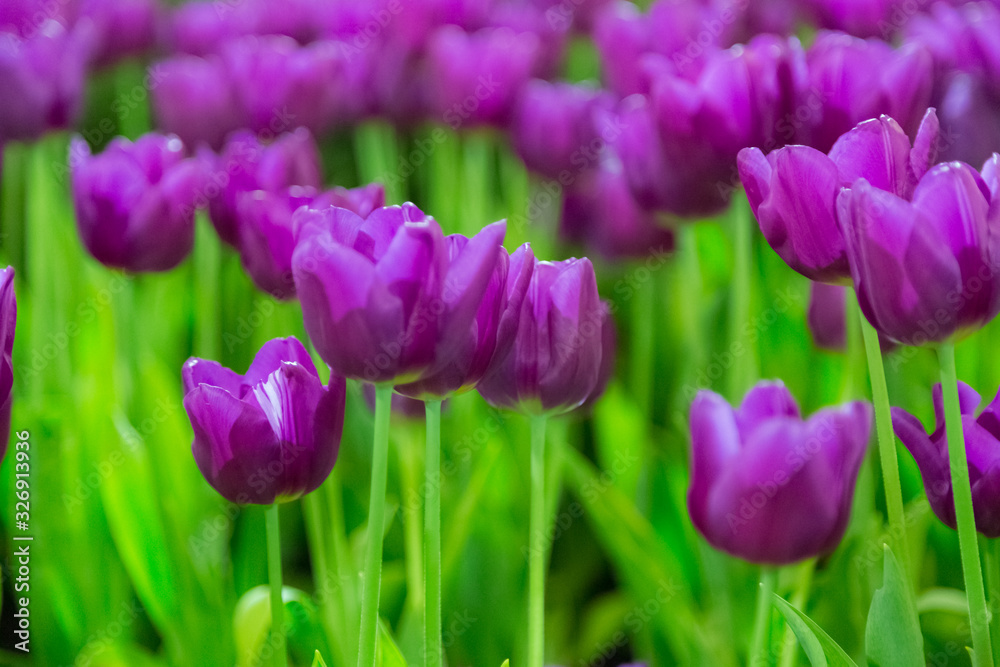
[0,23,90,143]
[236,183,385,300]
[292,203,507,384]
[738,110,941,283]
[425,25,540,129]
[510,80,613,179]
[688,381,872,565]
[168,1,249,56]
[183,337,345,505]
[614,35,808,217]
[71,133,206,272]
[837,155,1000,345]
[150,54,245,150]
[204,128,323,247]
[0,267,15,459]
[893,382,1000,537]
[80,0,158,68]
[395,242,532,399]
[807,281,897,352]
[477,253,606,415]
[806,0,897,38]
[804,32,933,152]
[560,157,676,260]
[575,302,616,413]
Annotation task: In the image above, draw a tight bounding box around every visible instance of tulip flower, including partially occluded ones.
[806,0,896,38]
[236,183,385,300]
[424,25,540,129]
[204,128,323,247]
[71,133,206,272]
[477,253,606,416]
[292,203,506,384]
[803,32,932,152]
[893,382,1000,538]
[0,267,15,458]
[688,381,872,565]
[150,54,245,150]
[80,0,158,68]
[738,110,941,283]
[560,157,675,260]
[837,156,1000,345]
[510,80,612,180]
[182,336,345,505]
[0,22,90,143]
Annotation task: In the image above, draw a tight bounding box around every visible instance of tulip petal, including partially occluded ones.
[910,108,941,186]
[736,380,800,441]
[688,390,741,532]
[182,357,242,397]
[892,406,953,522]
[245,337,318,388]
[828,115,912,197]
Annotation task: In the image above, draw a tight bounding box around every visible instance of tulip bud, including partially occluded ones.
[893,382,1000,538]
[688,381,871,565]
[182,337,346,505]
[71,133,206,273]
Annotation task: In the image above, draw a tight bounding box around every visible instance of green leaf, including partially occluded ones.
[865,545,924,667]
[377,618,408,667]
[771,593,858,667]
[312,650,329,667]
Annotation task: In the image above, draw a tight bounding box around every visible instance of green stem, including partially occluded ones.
[727,195,755,402]
[265,504,287,667]
[424,400,443,667]
[985,535,1000,667]
[194,212,220,360]
[750,569,778,666]
[397,426,424,616]
[630,276,655,416]
[528,415,548,667]
[778,561,816,667]
[358,385,393,667]
[857,306,907,565]
[303,492,349,667]
[462,131,493,236]
[937,343,993,666]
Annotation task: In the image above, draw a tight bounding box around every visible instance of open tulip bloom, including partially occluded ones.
[183,336,345,666]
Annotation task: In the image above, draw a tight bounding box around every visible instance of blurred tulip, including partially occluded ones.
[292,203,506,383]
[0,22,90,143]
[80,0,157,67]
[688,381,872,565]
[204,128,323,247]
[71,133,206,272]
[477,253,606,415]
[560,157,675,260]
[804,32,932,152]
[806,0,896,38]
[808,282,848,351]
[738,110,941,283]
[510,80,612,179]
[893,382,1000,537]
[183,337,346,505]
[837,156,1000,345]
[425,25,540,129]
[150,54,244,150]
[0,267,14,458]
[237,183,385,300]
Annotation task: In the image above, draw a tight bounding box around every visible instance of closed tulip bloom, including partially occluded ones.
[204,128,323,247]
[837,156,1000,345]
[893,382,1000,537]
[395,242,532,399]
[804,32,933,152]
[738,110,941,283]
[688,382,872,565]
[80,0,158,68]
[575,302,616,413]
[0,22,90,143]
[425,25,540,129]
[807,281,896,352]
[150,54,244,150]
[183,337,345,505]
[807,0,896,38]
[560,157,675,260]
[237,183,385,300]
[71,133,206,272]
[0,267,15,459]
[292,203,506,384]
[510,80,612,179]
[477,254,605,415]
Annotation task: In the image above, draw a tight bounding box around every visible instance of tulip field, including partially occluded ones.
[4,0,1000,666]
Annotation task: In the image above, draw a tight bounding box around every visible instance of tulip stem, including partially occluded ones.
[937,343,993,667]
[750,568,777,665]
[265,503,286,667]
[528,414,549,667]
[858,310,907,565]
[358,385,393,667]
[424,399,443,667]
[727,194,756,402]
[983,535,1000,667]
